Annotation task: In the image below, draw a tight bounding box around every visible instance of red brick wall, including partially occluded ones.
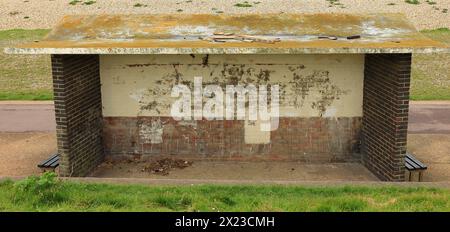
[103,117,361,162]
[51,55,104,177]
[362,53,411,181]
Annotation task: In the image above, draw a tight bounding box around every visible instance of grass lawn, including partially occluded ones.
[412,28,450,100]
[1,173,450,212]
[0,29,52,100]
[0,28,449,101]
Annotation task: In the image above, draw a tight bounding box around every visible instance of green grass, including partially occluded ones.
[0,29,49,40]
[69,0,82,5]
[0,90,53,100]
[83,0,96,5]
[69,0,96,6]
[1,173,450,212]
[405,0,420,5]
[133,3,148,7]
[234,2,253,7]
[0,28,449,101]
[421,28,450,42]
[411,28,450,100]
[0,29,52,100]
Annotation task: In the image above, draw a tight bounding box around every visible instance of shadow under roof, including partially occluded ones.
[5,13,450,54]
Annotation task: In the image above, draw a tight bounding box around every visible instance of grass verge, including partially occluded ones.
[0,28,449,101]
[1,173,450,212]
[0,29,52,101]
[0,90,53,100]
[412,28,450,100]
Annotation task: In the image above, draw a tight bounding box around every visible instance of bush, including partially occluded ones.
[13,172,65,204]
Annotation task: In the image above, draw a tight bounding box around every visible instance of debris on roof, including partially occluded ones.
[5,13,450,54]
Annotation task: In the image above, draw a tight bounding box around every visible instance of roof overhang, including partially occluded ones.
[5,13,450,54]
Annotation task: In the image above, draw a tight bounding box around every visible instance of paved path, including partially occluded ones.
[0,101,55,132]
[408,102,450,134]
[0,101,449,133]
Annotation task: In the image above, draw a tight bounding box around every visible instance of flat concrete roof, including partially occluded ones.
[5,13,450,54]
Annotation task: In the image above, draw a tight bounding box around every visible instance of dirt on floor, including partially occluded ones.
[0,132,448,182]
[407,134,450,182]
[89,134,450,182]
[102,158,194,176]
[0,132,56,176]
[90,160,379,181]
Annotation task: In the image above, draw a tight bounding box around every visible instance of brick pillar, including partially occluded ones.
[51,54,104,177]
[362,53,411,181]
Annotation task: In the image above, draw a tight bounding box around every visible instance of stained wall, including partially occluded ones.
[100,54,364,162]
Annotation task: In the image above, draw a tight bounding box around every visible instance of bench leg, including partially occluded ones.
[40,167,56,173]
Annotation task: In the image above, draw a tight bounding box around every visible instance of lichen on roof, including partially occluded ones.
[5,13,450,54]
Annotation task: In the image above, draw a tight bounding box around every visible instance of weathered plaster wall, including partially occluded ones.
[100,54,364,161]
[101,54,363,118]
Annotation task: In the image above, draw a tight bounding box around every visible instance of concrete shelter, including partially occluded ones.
[6,13,450,181]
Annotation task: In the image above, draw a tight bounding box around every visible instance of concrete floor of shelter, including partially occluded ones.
[90,160,379,181]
